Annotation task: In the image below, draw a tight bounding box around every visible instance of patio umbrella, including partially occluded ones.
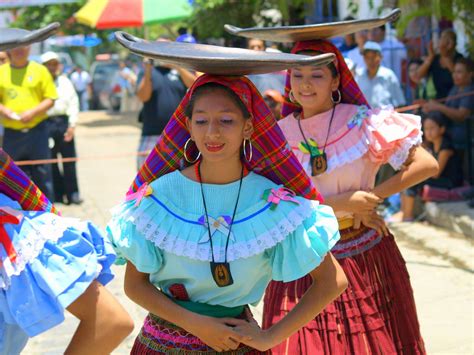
[74,0,192,29]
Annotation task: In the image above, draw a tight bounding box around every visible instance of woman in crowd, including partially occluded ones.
[108,73,348,354]
[262,39,439,354]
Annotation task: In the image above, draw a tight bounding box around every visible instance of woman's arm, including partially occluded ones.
[423,100,470,123]
[324,190,383,215]
[235,253,348,351]
[372,146,438,199]
[124,262,251,352]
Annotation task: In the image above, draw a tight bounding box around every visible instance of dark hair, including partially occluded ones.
[455,57,474,73]
[424,111,448,128]
[441,28,457,45]
[343,15,355,21]
[378,24,386,32]
[185,83,251,119]
[408,59,423,67]
[296,50,339,78]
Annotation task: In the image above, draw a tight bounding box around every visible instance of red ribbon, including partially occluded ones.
[0,211,20,263]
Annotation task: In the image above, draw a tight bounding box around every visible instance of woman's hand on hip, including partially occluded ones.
[353,211,389,237]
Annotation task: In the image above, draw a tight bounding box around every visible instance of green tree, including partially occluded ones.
[397,0,474,57]
[189,0,314,42]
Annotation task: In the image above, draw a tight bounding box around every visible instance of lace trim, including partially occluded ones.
[326,137,369,174]
[133,201,314,262]
[388,134,422,170]
[0,216,75,289]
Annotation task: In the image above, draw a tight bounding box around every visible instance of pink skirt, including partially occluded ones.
[263,227,426,355]
[131,313,269,354]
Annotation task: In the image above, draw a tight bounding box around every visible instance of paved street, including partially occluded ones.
[23,111,473,354]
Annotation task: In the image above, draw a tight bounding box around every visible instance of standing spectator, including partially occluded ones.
[422,57,474,150]
[41,51,82,205]
[415,29,463,99]
[0,45,57,199]
[407,59,436,102]
[70,65,92,111]
[135,38,195,168]
[246,38,286,94]
[370,24,407,80]
[339,16,357,56]
[0,51,8,147]
[355,41,406,108]
[346,30,368,72]
[118,60,137,112]
[263,89,284,120]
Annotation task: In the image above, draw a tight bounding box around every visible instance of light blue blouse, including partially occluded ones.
[107,171,340,307]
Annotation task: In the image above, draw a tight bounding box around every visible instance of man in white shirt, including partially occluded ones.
[70,65,91,111]
[41,51,82,204]
[355,41,406,108]
[346,30,368,72]
[370,25,407,80]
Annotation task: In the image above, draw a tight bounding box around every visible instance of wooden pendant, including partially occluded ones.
[210,262,234,287]
[310,152,328,176]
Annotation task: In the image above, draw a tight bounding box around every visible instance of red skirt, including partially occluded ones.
[131,313,269,354]
[263,227,426,355]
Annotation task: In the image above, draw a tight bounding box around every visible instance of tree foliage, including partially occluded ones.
[189,0,313,43]
[396,0,474,57]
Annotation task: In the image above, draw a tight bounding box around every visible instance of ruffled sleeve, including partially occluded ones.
[364,108,422,170]
[266,203,340,282]
[107,199,163,274]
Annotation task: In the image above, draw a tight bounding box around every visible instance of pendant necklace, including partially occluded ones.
[195,162,244,287]
[297,105,336,176]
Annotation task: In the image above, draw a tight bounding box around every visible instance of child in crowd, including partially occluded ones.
[396,112,463,221]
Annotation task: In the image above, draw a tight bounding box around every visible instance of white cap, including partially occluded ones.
[41,51,59,64]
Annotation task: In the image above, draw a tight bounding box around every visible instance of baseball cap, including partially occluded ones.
[363,41,382,54]
[41,51,59,63]
[176,34,197,44]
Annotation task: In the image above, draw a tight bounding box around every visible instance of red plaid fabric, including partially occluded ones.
[130,74,322,201]
[281,40,370,117]
[0,149,58,214]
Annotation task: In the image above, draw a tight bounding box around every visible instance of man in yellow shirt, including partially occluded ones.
[0,45,58,199]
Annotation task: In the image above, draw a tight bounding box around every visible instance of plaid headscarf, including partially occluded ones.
[130,74,322,201]
[0,149,58,214]
[282,40,369,117]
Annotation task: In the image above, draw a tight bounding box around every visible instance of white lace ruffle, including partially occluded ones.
[0,216,77,289]
[326,136,370,174]
[131,200,315,262]
[388,134,423,170]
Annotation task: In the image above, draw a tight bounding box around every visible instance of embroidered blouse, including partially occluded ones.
[107,171,339,308]
[278,103,422,217]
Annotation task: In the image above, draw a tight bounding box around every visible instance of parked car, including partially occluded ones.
[89,59,119,110]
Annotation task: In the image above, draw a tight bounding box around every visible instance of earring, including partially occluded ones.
[183,138,201,163]
[289,90,297,103]
[331,89,342,104]
[243,139,253,162]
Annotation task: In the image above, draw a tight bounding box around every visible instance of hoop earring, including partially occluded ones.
[331,89,342,104]
[183,138,201,163]
[289,90,297,103]
[243,139,253,162]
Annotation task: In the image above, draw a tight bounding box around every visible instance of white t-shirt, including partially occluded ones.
[70,71,91,92]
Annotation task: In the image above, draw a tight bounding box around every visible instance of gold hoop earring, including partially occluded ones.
[331,89,342,104]
[183,138,201,163]
[243,139,253,162]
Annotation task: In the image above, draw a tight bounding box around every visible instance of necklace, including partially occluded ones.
[297,105,336,176]
[195,162,244,287]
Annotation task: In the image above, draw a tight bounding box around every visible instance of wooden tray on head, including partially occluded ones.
[0,23,60,51]
[224,9,401,43]
[115,31,335,76]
